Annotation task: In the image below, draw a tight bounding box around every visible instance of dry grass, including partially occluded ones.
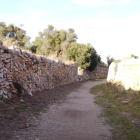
[90,83,140,140]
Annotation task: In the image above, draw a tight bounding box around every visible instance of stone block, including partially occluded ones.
[0,72,3,78]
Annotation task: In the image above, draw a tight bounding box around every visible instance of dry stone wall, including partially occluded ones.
[0,41,108,99]
[107,59,140,91]
[78,66,108,81]
[0,43,78,99]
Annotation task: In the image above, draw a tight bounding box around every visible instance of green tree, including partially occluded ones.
[106,55,114,68]
[66,43,98,71]
[32,25,100,71]
[32,25,77,57]
[131,54,138,59]
[0,22,30,47]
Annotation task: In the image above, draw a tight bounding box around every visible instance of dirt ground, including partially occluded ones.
[0,80,112,140]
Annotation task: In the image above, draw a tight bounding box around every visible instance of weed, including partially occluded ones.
[9,84,12,88]
[14,105,28,111]
[4,49,9,54]
[11,112,19,117]
[128,87,131,91]
[121,90,126,94]
[0,94,6,102]
[52,89,57,93]
[90,83,140,140]
[89,78,106,81]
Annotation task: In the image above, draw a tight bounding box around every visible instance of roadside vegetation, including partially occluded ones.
[0,22,107,70]
[90,83,140,140]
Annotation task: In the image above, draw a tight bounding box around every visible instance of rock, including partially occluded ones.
[24,54,28,58]
[0,90,3,96]
[3,94,8,99]
[10,61,14,69]
[121,101,129,104]
[0,72,3,78]
[9,45,18,50]
[5,63,10,68]
[25,123,29,128]
[20,99,24,102]
[10,106,14,110]
[0,63,3,69]
[0,79,3,83]
[28,91,33,96]
[14,67,18,72]
[7,92,11,98]
[3,90,8,95]
[4,81,9,86]
[0,40,3,47]
[7,75,13,80]
[3,59,11,63]
[6,54,12,59]
[15,63,18,68]
[12,89,17,94]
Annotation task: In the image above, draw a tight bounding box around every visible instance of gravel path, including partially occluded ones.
[14,81,112,140]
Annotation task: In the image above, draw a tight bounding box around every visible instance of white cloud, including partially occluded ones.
[71,0,132,7]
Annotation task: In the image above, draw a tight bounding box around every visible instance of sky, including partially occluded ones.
[0,0,140,63]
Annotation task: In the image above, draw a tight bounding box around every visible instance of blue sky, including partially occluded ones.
[1,0,140,63]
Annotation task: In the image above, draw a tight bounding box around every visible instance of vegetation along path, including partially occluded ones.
[10,81,112,140]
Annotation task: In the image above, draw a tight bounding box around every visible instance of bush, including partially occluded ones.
[66,43,98,71]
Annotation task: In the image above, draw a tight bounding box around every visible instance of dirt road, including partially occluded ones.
[13,81,112,140]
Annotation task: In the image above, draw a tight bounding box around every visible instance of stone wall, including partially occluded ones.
[0,41,108,99]
[78,66,108,81]
[0,44,78,99]
[107,59,140,91]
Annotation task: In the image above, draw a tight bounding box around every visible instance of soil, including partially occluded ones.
[0,80,112,140]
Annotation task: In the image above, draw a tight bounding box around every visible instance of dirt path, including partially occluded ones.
[13,81,112,140]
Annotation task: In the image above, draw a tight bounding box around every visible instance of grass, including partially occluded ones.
[14,105,28,111]
[89,78,107,81]
[90,83,140,140]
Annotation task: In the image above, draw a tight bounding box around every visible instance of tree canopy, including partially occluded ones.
[29,25,102,71]
[0,23,104,71]
[106,55,114,68]
[131,54,138,59]
[0,22,30,47]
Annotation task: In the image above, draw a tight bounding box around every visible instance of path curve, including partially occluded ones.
[15,81,112,140]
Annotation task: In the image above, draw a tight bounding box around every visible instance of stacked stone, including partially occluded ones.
[78,66,108,81]
[0,41,78,99]
[0,39,108,99]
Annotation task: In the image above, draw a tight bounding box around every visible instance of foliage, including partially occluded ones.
[0,94,6,102]
[0,22,103,71]
[30,45,37,53]
[31,25,101,71]
[131,54,138,59]
[90,83,140,140]
[0,22,30,47]
[106,55,114,68]
[98,61,108,68]
[65,43,99,71]
[31,25,77,56]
